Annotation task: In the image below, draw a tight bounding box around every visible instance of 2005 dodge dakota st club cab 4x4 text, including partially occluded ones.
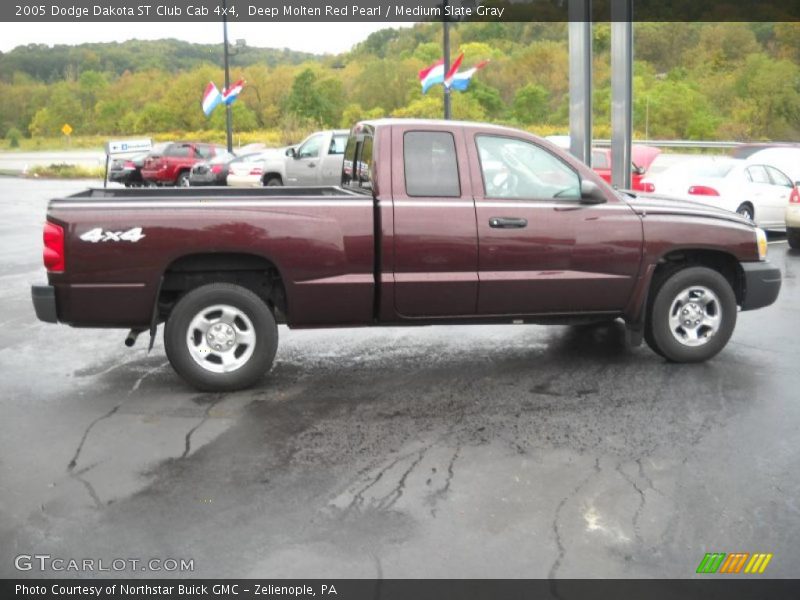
[32,119,782,391]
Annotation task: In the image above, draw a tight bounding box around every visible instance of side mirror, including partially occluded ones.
[285,147,296,158]
[580,180,607,204]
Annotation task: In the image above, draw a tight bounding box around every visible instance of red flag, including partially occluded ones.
[444,52,465,87]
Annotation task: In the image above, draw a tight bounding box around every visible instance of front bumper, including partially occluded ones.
[31,285,58,323]
[740,261,782,311]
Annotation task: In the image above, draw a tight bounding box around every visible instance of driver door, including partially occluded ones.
[469,134,641,315]
[285,133,324,185]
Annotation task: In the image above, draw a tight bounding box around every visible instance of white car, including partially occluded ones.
[640,157,795,231]
[746,147,800,248]
[225,151,281,187]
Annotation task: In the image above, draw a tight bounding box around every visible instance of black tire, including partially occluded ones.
[176,171,191,187]
[164,283,278,391]
[645,266,737,363]
[736,203,754,221]
[264,176,282,187]
[788,227,800,250]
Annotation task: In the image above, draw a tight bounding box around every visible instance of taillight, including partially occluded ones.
[43,222,65,272]
[123,160,136,169]
[642,182,655,193]
[790,187,800,203]
[249,167,263,176]
[211,165,223,174]
[688,185,720,196]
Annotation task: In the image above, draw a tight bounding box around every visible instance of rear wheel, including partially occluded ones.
[645,266,737,363]
[164,283,278,391]
[736,203,754,221]
[177,172,191,187]
[264,176,282,187]
[788,227,800,250]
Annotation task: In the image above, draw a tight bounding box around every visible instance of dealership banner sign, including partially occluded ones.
[4,0,800,22]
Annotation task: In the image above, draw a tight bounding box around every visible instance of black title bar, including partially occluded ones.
[3,0,800,22]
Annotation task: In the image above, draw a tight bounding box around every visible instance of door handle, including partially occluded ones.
[489,217,528,229]
[308,162,316,168]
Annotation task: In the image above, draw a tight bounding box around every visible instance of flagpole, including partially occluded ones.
[222,0,233,153]
[443,0,451,120]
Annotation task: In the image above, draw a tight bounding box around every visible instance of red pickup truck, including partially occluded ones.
[141,142,226,187]
[32,119,781,391]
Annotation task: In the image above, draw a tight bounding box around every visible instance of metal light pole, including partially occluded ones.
[443,1,451,120]
[222,0,233,153]
[611,0,633,189]
[568,0,592,165]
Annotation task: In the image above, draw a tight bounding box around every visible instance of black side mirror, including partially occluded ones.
[286,147,296,158]
[580,180,607,204]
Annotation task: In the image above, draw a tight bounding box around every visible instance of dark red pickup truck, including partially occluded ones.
[32,119,781,391]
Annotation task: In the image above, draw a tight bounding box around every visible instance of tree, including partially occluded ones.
[512,84,550,124]
[286,69,327,126]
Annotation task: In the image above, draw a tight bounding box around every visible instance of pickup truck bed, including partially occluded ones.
[43,186,376,329]
[32,119,782,391]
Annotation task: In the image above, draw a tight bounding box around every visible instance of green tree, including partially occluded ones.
[512,84,550,123]
[286,68,327,126]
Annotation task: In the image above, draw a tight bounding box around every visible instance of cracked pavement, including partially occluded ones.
[1,178,799,578]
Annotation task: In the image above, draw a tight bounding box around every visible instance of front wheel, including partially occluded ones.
[164,283,278,391]
[645,266,737,363]
[177,172,191,187]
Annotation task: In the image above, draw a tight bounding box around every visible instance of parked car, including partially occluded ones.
[640,157,795,230]
[107,144,168,187]
[108,152,147,187]
[260,129,349,186]
[225,151,281,187]
[188,150,237,186]
[141,142,227,187]
[31,119,780,392]
[592,145,661,191]
[743,148,800,247]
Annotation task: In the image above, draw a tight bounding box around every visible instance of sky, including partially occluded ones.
[0,22,414,55]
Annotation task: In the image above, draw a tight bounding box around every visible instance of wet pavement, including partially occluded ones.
[1,176,798,578]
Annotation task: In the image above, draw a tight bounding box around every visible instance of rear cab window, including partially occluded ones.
[403,131,460,197]
[165,144,192,158]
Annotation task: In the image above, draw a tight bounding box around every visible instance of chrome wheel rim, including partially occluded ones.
[667,286,722,347]
[738,207,752,220]
[186,304,256,373]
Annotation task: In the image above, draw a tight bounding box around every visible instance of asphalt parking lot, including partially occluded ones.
[1,176,798,579]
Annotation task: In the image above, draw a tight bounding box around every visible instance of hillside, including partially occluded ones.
[1,22,799,145]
